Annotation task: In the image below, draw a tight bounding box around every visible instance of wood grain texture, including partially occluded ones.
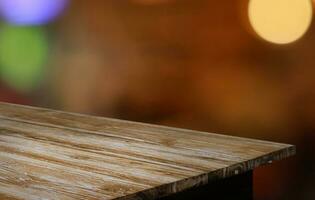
[0,102,295,200]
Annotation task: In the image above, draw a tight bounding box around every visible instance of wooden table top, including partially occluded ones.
[0,102,295,200]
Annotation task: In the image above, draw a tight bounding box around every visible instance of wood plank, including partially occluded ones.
[0,102,295,200]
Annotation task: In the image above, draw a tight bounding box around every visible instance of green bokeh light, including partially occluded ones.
[0,25,48,92]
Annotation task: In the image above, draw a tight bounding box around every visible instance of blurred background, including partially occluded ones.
[0,0,314,199]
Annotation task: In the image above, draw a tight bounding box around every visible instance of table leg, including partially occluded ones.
[160,171,253,200]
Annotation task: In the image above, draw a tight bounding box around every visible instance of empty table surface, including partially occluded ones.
[0,102,295,200]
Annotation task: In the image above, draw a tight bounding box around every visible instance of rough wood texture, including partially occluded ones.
[0,102,295,200]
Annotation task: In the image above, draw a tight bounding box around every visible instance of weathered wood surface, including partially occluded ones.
[0,102,295,200]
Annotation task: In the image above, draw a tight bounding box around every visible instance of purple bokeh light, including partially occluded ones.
[0,0,69,25]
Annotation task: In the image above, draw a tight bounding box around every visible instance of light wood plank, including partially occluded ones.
[0,102,295,200]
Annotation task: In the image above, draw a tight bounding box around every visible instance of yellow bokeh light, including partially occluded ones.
[248,0,313,44]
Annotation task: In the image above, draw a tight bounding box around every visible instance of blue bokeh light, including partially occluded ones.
[0,0,69,25]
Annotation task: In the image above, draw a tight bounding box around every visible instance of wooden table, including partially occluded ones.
[0,102,295,200]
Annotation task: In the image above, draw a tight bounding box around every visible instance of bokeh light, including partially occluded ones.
[248,0,313,44]
[0,25,48,92]
[0,0,69,25]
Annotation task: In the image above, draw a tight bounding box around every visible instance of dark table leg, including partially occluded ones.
[160,171,253,200]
